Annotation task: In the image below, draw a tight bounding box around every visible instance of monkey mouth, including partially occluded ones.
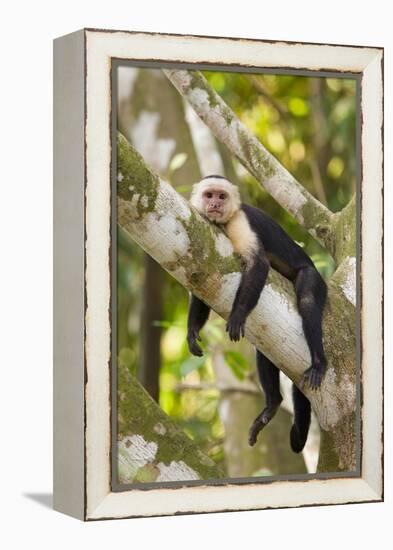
[207,209,223,215]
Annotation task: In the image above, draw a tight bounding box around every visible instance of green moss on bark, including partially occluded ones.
[322,286,356,383]
[117,133,159,215]
[188,71,221,111]
[332,194,356,263]
[118,363,224,482]
[178,210,240,288]
[157,206,242,296]
[317,411,357,472]
[301,201,335,253]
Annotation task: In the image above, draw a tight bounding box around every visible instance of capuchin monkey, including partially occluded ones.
[187,175,327,453]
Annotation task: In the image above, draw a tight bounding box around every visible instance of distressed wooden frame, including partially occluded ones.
[53,28,383,521]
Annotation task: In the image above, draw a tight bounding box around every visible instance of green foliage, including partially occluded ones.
[224,351,250,380]
[179,356,206,377]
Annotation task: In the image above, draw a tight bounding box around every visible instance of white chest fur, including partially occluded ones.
[224,210,258,263]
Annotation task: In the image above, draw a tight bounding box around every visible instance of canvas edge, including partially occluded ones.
[359,48,384,499]
[53,29,86,520]
[52,28,383,521]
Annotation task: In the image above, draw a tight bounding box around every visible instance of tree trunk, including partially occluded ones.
[140,254,164,401]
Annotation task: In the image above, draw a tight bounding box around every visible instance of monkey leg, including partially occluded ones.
[187,294,210,356]
[248,350,282,446]
[295,266,328,390]
[290,384,311,453]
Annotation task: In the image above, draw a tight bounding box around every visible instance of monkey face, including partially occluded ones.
[202,188,229,222]
[190,176,241,225]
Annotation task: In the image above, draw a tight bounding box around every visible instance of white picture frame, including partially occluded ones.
[53,28,383,521]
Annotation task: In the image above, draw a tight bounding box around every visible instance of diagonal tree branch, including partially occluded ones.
[117,364,225,483]
[117,133,356,472]
[163,69,335,255]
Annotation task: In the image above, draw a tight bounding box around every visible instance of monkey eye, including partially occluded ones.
[219,193,226,200]
[206,192,213,198]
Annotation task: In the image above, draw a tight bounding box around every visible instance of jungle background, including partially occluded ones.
[116,66,356,480]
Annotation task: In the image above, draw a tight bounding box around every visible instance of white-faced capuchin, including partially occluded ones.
[187,175,327,453]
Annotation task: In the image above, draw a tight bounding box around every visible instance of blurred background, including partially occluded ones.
[116,66,356,479]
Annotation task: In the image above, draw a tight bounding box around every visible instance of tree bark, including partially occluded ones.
[118,362,224,483]
[117,134,357,472]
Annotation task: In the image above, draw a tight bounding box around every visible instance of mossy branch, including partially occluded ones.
[164,69,335,254]
[117,364,224,483]
[331,193,356,263]
[117,133,357,472]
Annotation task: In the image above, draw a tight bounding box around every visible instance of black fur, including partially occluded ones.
[187,193,327,452]
[226,250,269,342]
[290,384,311,453]
[187,295,210,357]
[201,174,228,180]
[249,351,283,446]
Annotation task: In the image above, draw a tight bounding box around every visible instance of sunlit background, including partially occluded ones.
[116,67,356,480]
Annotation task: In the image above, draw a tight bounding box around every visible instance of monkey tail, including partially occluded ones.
[290,384,311,453]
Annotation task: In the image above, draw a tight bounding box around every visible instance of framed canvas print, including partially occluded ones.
[53,29,383,520]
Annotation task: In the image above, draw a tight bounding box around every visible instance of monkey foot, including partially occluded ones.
[300,365,325,391]
[290,425,307,453]
[187,330,203,357]
[248,404,280,446]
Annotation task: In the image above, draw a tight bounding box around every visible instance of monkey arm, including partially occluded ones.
[226,253,270,342]
[187,294,211,356]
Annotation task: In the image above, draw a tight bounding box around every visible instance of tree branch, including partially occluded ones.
[331,192,356,264]
[118,362,224,483]
[117,133,356,472]
[163,69,335,254]
[175,381,260,395]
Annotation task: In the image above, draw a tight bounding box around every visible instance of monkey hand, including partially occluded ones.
[226,312,246,342]
[187,329,204,357]
[300,363,326,391]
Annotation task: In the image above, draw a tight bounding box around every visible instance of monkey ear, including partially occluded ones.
[190,181,200,198]
[229,183,241,210]
[189,181,205,210]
